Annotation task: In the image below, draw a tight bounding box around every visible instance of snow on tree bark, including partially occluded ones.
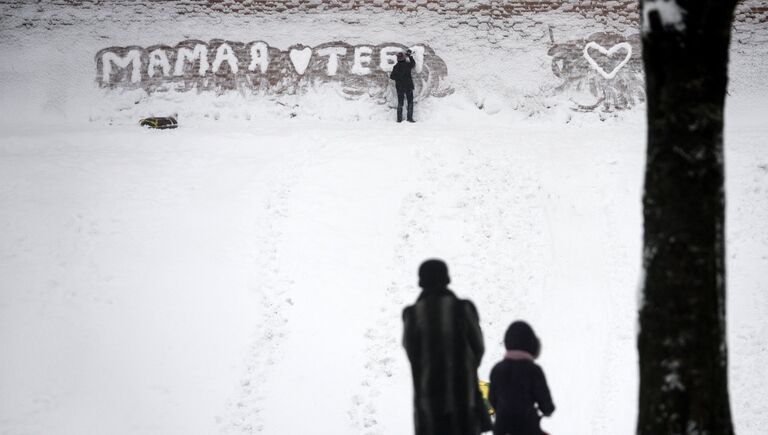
[637,0,737,434]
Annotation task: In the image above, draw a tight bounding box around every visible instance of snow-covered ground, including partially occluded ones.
[2,115,767,435]
[1,3,768,435]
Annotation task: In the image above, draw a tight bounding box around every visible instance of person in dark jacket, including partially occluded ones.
[489,321,555,435]
[403,259,488,435]
[389,50,416,122]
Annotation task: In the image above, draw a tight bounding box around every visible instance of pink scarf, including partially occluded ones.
[505,350,534,361]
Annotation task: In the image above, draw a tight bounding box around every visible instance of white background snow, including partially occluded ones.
[1,3,767,435]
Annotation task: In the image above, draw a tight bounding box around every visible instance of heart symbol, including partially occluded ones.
[583,42,632,80]
[289,46,312,75]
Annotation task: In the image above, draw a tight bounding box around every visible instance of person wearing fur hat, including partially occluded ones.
[402,259,490,435]
[488,321,555,435]
[389,49,416,122]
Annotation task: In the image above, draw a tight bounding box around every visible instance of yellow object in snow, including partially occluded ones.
[479,380,495,416]
[139,116,178,129]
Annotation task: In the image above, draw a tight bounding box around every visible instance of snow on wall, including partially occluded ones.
[96,41,450,101]
[549,32,644,110]
[4,0,768,26]
[0,0,766,124]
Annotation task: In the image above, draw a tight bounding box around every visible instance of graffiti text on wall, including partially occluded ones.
[96,40,451,100]
[549,32,644,111]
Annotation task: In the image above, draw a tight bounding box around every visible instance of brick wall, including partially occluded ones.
[5,0,768,25]
[194,0,768,25]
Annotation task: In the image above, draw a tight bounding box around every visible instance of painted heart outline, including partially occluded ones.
[583,41,632,80]
[289,46,312,75]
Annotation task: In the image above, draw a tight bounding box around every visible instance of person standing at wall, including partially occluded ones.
[390,49,416,123]
[402,259,490,435]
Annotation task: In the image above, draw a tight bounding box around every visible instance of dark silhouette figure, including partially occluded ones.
[390,50,416,122]
[489,321,555,435]
[403,259,488,435]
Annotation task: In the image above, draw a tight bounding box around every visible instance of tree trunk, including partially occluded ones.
[638,0,737,434]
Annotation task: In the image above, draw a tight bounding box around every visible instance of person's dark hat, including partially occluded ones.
[504,321,541,357]
[418,259,450,288]
[396,52,405,61]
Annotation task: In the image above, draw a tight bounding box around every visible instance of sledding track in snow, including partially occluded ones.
[222,161,298,433]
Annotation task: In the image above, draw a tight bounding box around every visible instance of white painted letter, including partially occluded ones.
[213,43,239,74]
[248,42,269,73]
[147,49,171,78]
[317,47,347,76]
[102,50,142,83]
[379,46,400,72]
[409,45,425,74]
[352,46,372,75]
[174,44,209,77]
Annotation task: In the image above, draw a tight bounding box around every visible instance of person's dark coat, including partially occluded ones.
[390,54,416,91]
[489,322,555,435]
[403,260,486,435]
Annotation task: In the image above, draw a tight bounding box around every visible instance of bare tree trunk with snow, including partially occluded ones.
[637,0,737,434]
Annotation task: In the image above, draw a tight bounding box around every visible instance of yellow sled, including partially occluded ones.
[139,116,178,129]
[479,380,495,416]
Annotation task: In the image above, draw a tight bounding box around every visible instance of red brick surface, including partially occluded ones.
[5,1,768,25]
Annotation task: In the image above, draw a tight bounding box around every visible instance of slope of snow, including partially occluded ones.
[1,3,767,435]
[2,115,767,435]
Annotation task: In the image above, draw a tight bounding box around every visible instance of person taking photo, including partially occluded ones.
[390,49,417,123]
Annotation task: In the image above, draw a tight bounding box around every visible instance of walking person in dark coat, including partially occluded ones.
[489,321,555,435]
[389,49,416,122]
[403,259,489,435]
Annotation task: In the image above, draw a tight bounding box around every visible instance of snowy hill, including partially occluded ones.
[1,2,767,435]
